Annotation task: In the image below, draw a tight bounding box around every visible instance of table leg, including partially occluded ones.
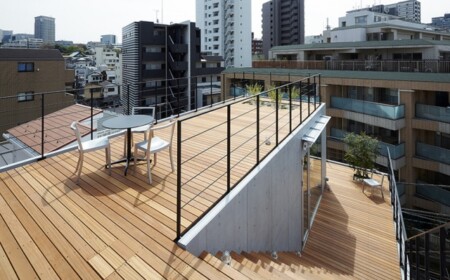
[124,128,132,175]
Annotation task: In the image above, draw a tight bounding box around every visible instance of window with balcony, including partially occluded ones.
[17,91,34,102]
[18,62,34,72]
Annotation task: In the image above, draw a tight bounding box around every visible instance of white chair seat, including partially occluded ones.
[81,136,110,152]
[133,119,175,184]
[132,124,151,133]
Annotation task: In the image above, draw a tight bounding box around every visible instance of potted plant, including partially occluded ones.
[267,84,284,109]
[245,83,263,105]
[343,132,379,180]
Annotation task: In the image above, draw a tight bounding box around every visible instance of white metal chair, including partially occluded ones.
[362,170,385,199]
[123,106,156,153]
[71,121,111,183]
[133,118,175,184]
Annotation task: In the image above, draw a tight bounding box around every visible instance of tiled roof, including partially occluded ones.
[6,104,102,154]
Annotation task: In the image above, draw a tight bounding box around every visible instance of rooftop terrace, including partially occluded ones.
[0,99,400,279]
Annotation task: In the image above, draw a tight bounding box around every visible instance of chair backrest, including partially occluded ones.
[146,118,176,151]
[132,106,156,119]
[70,121,83,149]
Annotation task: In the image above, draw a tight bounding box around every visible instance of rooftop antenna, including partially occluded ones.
[154,9,159,23]
[326,18,330,30]
[161,0,163,24]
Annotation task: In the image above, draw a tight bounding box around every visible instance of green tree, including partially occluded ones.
[245,83,263,105]
[343,132,379,179]
[267,84,283,108]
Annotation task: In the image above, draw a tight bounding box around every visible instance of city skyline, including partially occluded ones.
[0,0,448,44]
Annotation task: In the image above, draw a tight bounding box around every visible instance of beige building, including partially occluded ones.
[221,62,450,213]
[0,49,74,136]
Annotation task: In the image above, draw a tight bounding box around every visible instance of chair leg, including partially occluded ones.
[153,153,157,166]
[169,147,174,171]
[77,153,84,183]
[106,147,111,175]
[147,156,152,184]
[75,151,82,173]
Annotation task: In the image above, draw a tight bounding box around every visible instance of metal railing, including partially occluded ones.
[0,74,226,170]
[416,103,450,124]
[388,148,410,279]
[175,74,321,240]
[389,148,450,279]
[253,60,450,74]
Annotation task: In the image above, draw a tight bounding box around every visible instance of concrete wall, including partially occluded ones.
[179,105,327,256]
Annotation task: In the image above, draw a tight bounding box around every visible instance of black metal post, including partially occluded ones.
[276,88,279,145]
[40,94,45,159]
[90,89,94,140]
[177,79,180,117]
[289,85,292,133]
[176,120,182,240]
[154,83,158,123]
[307,77,311,116]
[227,105,231,193]
[256,95,260,164]
[127,84,130,115]
[210,75,213,107]
[313,75,317,109]
[415,237,420,279]
[195,77,198,112]
[439,227,447,279]
[233,72,236,100]
[425,233,430,279]
[299,81,302,123]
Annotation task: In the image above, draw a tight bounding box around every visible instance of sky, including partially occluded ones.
[0,0,447,44]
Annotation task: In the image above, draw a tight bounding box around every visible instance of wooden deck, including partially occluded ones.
[0,103,400,279]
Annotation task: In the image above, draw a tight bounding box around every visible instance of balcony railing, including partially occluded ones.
[175,75,321,240]
[253,60,450,74]
[416,103,450,124]
[331,97,405,120]
[0,75,225,170]
[416,142,450,166]
[330,128,405,159]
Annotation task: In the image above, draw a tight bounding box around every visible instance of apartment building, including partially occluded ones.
[196,0,252,68]
[262,0,305,58]
[100,34,116,45]
[222,18,450,213]
[352,0,421,23]
[0,49,74,138]
[34,16,55,44]
[432,13,450,31]
[122,21,224,117]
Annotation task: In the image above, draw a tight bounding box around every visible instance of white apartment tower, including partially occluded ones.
[196,0,251,68]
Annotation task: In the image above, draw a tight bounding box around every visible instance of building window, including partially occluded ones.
[18,62,34,72]
[17,91,34,102]
[355,16,367,25]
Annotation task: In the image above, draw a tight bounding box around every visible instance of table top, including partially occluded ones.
[102,115,154,130]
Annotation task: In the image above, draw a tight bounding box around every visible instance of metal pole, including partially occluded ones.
[210,75,213,107]
[289,85,292,133]
[41,94,45,159]
[276,88,279,145]
[227,105,231,192]
[176,120,182,240]
[256,95,260,163]
[90,89,94,140]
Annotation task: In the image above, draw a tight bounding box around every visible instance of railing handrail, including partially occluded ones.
[407,221,450,241]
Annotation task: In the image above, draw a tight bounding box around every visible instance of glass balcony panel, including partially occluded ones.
[416,142,450,165]
[331,97,405,120]
[416,103,450,123]
[330,128,405,158]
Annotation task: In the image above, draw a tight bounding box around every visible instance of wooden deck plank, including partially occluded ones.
[0,244,18,280]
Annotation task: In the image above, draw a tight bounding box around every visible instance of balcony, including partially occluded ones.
[331,97,405,120]
[416,103,450,124]
[142,52,164,61]
[253,60,450,74]
[330,128,405,159]
[416,142,450,166]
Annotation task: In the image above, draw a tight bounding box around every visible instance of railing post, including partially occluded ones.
[425,232,430,279]
[90,89,94,140]
[256,95,260,164]
[307,77,311,116]
[154,82,158,123]
[195,77,198,112]
[177,79,181,117]
[299,81,303,123]
[439,227,447,279]
[404,240,409,277]
[227,105,231,193]
[176,120,182,241]
[313,75,317,109]
[127,84,131,115]
[415,237,420,279]
[289,85,292,133]
[40,93,45,159]
[210,75,213,107]
[276,88,279,145]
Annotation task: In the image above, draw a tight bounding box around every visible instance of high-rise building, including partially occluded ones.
[122,21,224,117]
[196,0,252,68]
[0,29,13,43]
[100,34,116,45]
[34,16,55,44]
[262,0,305,59]
[431,13,450,31]
[354,0,421,23]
